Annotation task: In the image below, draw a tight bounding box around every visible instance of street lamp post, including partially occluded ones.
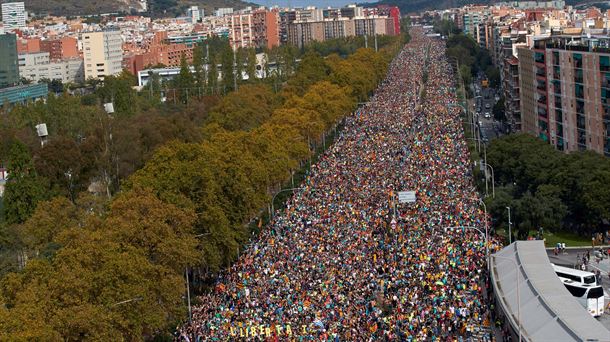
[506,206,512,244]
[480,162,495,198]
[185,267,192,323]
[479,199,489,256]
[449,102,480,153]
[490,253,522,342]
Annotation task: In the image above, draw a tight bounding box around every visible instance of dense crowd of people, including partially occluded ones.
[178,28,495,341]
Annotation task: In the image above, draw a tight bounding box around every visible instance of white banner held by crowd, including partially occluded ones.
[398,191,416,203]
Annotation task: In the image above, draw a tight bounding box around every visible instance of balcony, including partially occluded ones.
[537,96,547,105]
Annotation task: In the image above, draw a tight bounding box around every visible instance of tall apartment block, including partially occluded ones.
[519,36,610,156]
[252,10,279,49]
[286,7,400,49]
[1,2,26,31]
[0,33,19,88]
[82,30,123,80]
[228,13,253,49]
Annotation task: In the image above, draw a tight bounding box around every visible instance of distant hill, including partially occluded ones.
[364,0,584,14]
[362,0,491,14]
[11,0,253,17]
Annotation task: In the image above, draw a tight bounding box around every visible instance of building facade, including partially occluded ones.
[18,52,84,83]
[228,13,253,49]
[82,30,123,80]
[1,2,26,31]
[520,36,610,156]
[287,9,399,49]
[0,33,19,88]
[0,83,48,107]
[40,37,79,61]
[252,10,279,49]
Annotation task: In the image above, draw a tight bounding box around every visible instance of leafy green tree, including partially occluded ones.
[97,71,138,117]
[486,66,501,88]
[283,51,330,97]
[220,47,235,93]
[235,47,246,84]
[207,53,219,95]
[19,197,79,259]
[192,43,206,91]
[175,55,195,104]
[433,19,461,36]
[246,48,257,82]
[104,188,200,271]
[33,136,91,200]
[493,96,505,122]
[207,84,279,131]
[126,142,240,272]
[2,141,47,225]
[294,81,355,129]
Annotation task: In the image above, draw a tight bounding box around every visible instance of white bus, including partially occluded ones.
[552,264,597,285]
[551,264,604,317]
[562,283,605,317]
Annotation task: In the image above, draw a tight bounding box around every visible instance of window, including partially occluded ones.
[576,100,585,115]
[583,275,596,284]
[600,55,610,72]
[573,53,583,69]
[565,284,587,297]
[556,109,563,122]
[574,69,584,84]
[557,272,581,283]
[557,136,564,151]
[575,84,584,99]
[587,287,603,298]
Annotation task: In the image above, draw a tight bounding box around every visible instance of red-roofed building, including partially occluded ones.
[16,37,40,54]
[124,32,193,75]
[40,37,78,61]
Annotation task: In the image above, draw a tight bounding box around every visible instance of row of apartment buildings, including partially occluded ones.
[428,1,610,156]
[1,2,400,83]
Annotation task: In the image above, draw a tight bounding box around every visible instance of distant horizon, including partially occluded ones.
[253,0,375,9]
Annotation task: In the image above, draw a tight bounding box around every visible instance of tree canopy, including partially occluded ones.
[484,134,610,240]
[0,34,402,339]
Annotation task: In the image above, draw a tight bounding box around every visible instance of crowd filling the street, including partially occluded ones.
[178,28,500,341]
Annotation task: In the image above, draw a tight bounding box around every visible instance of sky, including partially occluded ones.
[258,0,374,9]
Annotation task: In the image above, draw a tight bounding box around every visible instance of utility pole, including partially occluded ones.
[374,34,378,52]
[506,206,512,244]
[364,34,368,49]
[233,46,238,91]
[185,267,192,323]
